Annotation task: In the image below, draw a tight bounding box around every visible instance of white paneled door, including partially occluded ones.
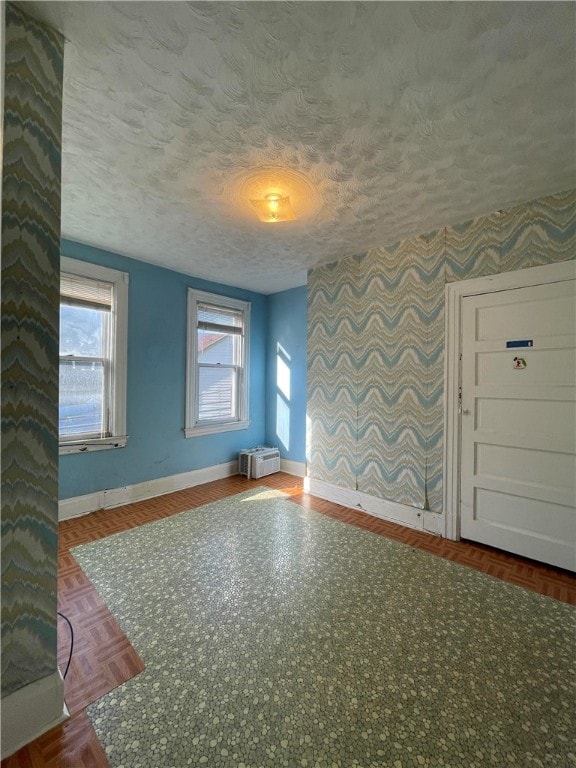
[460,279,576,571]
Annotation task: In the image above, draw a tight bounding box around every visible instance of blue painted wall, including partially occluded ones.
[59,240,268,499]
[265,286,307,463]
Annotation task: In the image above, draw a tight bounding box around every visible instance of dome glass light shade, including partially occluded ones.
[249,193,296,223]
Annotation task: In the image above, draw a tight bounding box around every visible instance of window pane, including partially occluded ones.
[197,330,234,364]
[60,304,104,357]
[198,366,236,422]
[59,361,105,437]
[186,290,249,434]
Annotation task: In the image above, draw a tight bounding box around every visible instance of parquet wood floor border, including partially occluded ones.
[3,473,574,767]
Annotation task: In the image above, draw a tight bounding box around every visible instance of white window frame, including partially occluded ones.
[185,288,250,438]
[59,257,128,454]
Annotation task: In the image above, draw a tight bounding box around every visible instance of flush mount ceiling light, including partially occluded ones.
[249,192,296,223]
[221,167,321,225]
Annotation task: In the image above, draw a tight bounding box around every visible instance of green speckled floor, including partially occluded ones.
[72,489,576,768]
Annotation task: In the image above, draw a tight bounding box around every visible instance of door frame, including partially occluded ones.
[443,260,576,541]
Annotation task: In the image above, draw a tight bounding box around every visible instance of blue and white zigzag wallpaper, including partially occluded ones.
[308,188,576,513]
[1,3,64,697]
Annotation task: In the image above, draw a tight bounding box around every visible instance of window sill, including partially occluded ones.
[59,436,128,455]
[184,420,250,438]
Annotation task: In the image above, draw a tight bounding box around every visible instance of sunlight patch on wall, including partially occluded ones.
[275,343,291,451]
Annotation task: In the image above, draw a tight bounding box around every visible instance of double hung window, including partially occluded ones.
[185,289,250,437]
[59,258,128,453]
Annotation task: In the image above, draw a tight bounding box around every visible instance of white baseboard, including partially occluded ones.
[280,459,307,478]
[1,671,68,759]
[304,477,428,531]
[59,461,238,520]
[423,510,444,536]
[59,458,309,521]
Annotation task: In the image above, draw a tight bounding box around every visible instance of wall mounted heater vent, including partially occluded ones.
[238,446,281,479]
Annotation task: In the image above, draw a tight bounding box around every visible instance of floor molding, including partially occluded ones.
[59,461,238,520]
[59,460,307,520]
[280,458,306,478]
[1,671,68,760]
[304,477,425,530]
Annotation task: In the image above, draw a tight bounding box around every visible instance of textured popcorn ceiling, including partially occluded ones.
[27,2,576,294]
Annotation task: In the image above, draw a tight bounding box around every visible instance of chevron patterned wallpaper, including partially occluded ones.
[308,188,576,513]
[1,3,63,697]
